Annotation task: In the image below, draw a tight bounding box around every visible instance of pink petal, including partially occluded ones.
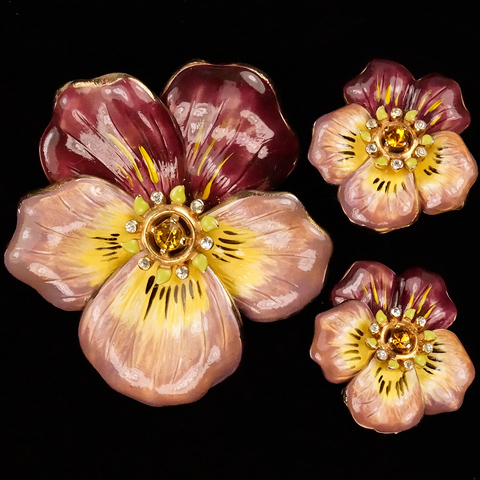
[162,62,299,206]
[5,177,141,311]
[338,159,420,232]
[40,73,184,199]
[414,132,477,214]
[343,59,415,117]
[79,254,242,406]
[417,330,475,415]
[204,191,332,322]
[397,267,457,330]
[308,104,370,184]
[410,73,471,134]
[311,300,376,383]
[344,357,425,433]
[331,261,396,314]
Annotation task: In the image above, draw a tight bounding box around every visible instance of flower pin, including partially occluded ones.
[309,59,478,232]
[310,261,474,433]
[5,63,332,406]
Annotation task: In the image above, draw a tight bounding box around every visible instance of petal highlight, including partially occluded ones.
[79,254,242,406]
[308,104,371,184]
[40,73,184,200]
[311,300,376,383]
[414,132,477,215]
[5,177,141,310]
[203,191,332,322]
[162,62,299,206]
[416,330,475,415]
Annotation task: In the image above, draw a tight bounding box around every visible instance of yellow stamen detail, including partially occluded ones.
[414,354,427,367]
[106,133,143,182]
[201,215,219,232]
[134,195,150,215]
[366,337,377,348]
[155,267,172,285]
[427,99,443,112]
[169,185,186,204]
[404,308,416,320]
[376,106,388,121]
[421,134,434,146]
[375,156,389,166]
[388,360,400,370]
[197,137,218,175]
[139,146,159,183]
[376,80,381,102]
[424,304,436,318]
[192,253,208,273]
[404,110,418,122]
[202,153,233,200]
[376,310,388,324]
[116,164,134,187]
[406,158,418,169]
[424,330,437,342]
[360,130,371,142]
[121,239,140,254]
[385,84,392,104]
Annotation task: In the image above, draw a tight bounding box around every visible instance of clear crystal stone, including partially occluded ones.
[138,257,151,270]
[376,349,388,361]
[415,146,427,158]
[366,118,378,129]
[366,143,378,154]
[125,219,138,233]
[423,343,433,354]
[176,265,189,279]
[403,359,414,370]
[390,107,403,118]
[200,236,214,250]
[390,306,402,317]
[369,323,380,334]
[416,316,426,328]
[391,159,404,170]
[190,199,205,214]
[150,191,165,204]
[414,119,427,131]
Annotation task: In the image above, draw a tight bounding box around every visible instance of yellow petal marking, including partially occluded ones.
[191,118,205,162]
[202,153,234,200]
[370,275,379,304]
[417,90,432,111]
[430,114,442,126]
[427,99,443,112]
[376,79,381,102]
[106,133,143,182]
[385,84,392,104]
[416,286,432,314]
[139,146,159,183]
[116,164,134,188]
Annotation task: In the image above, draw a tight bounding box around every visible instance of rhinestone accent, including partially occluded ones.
[150,191,165,204]
[391,159,404,171]
[390,306,402,317]
[366,118,378,129]
[125,219,138,233]
[376,349,388,361]
[416,316,426,328]
[414,119,427,131]
[369,323,380,334]
[390,107,403,118]
[423,343,434,354]
[176,265,189,280]
[190,199,205,214]
[366,143,378,154]
[138,257,151,270]
[415,146,427,158]
[200,236,214,250]
[403,360,414,371]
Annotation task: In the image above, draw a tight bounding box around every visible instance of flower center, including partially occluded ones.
[383,124,412,152]
[385,324,416,354]
[154,217,187,252]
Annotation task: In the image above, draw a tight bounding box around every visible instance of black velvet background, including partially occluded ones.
[2,2,479,479]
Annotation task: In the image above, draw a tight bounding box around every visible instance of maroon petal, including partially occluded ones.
[396,267,457,330]
[409,73,470,134]
[331,261,396,315]
[343,59,415,117]
[40,73,185,199]
[162,62,299,207]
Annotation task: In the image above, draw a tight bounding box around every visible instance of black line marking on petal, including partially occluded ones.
[181,284,187,312]
[344,349,360,355]
[92,236,119,241]
[375,367,382,377]
[379,379,385,394]
[385,181,391,193]
[340,134,356,143]
[196,281,203,298]
[165,287,171,319]
[159,286,166,301]
[339,150,356,156]
[145,275,155,294]
[377,180,385,191]
[111,233,120,237]
[429,166,440,174]
[189,280,195,299]
[354,328,364,336]
[423,368,435,375]
[432,348,446,354]
[174,285,179,304]
[345,342,359,347]
[347,356,361,361]
[145,284,158,319]
[373,177,380,184]
[349,332,361,340]
[212,253,229,263]
[386,381,392,396]
[218,238,243,245]
[426,361,439,370]
[225,253,243,260]
[223,230,239,235]
[95,245,122,250]
[423,169,432,176]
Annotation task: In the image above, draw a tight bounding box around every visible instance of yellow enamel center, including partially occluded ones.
[153,217,187,253]
[383,125,411,151]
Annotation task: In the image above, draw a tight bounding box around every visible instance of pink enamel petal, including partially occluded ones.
[79,254,242,407]
[204,191,332,322]
[331,261,396,314]
[343,59,415,116]
[410,74,471,134]
[40,73,184,199]
[310,300,376,383]
[417,330,475,415]
[344,357,425,433]
[162,62,299,206]
[308,104,371,184]
[5,177,141,311]
[338,159,420,232]
[398,267,457,330]
[414,132,478,215]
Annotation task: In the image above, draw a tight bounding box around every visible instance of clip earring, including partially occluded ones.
[311,260,474,433]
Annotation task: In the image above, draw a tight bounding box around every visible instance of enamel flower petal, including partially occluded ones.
[162,62,299,206]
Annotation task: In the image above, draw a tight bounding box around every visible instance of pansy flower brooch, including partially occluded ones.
[5,62,333,406]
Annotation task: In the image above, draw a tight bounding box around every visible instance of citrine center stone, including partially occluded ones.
[383,125,411,152]
[153,217,187,253]
[388,325,414,353]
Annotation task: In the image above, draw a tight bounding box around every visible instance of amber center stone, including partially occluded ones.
[153,217,187,253]
[387,325,415,354]
[383,125,411,152]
